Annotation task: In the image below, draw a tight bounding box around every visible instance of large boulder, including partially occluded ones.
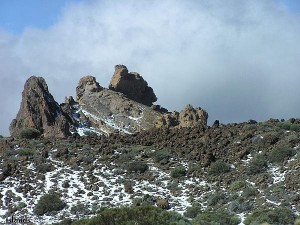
[156,104,208,129]
[109,65,157,106]
[10,76,70,138]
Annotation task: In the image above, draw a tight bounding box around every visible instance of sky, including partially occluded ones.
[1,0,300,136]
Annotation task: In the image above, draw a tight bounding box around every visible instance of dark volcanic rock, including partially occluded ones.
[9,76,70,138]
[109,65,157,106]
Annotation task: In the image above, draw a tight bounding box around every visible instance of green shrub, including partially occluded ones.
[184,204,202,218]
[126,161,148,173]
[19,128,40,139]
[171,165,187,178]
[268,144,294,163]
[290,124,300,132]
[0,135,3,138]
[209,160,231,175]
[72,205,191,225]
[70,203,91,215]
[192,209,240,225]
[154,150,171,164]
[34,193,66,215]
[18,148,35,156]
[132,195,155,207]
[229,197,252,213]
[207,191,227,206]
[244,207,295,225]
[242,187,258,198]
[230,181,246,191]
[247,154,268,175]
[277,122,291,130]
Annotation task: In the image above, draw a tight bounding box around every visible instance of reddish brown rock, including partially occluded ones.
[109,65,157,106]
[156,104,208,129]
[9,76,70,138]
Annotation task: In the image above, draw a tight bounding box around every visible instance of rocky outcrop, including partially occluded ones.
[9,76,70,138]
[76,76,103,103]
[75,75,162,135]
[109,65,157,106]
[156,104,208,129]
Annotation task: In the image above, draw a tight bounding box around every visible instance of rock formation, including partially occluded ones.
[75,75,161,135]
[109,65,157,106]
[156,104,208,129]
[76,76,103,103]
[10,76,70,138]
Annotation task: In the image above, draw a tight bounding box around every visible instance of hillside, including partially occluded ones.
[1,66,300,224]
[1,119,300,224]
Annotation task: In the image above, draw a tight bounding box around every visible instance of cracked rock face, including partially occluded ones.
[76,75,103,103]
[156,104,208,129]
[109,65,157,106]
[9,76,70,138]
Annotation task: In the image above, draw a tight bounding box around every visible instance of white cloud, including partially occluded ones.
[1,0,300,136]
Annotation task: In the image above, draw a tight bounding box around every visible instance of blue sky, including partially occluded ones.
[0,0,299,34]
[1,0,300,136]
[0,0,82,33]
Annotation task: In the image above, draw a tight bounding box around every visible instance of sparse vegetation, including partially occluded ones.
[154,149,171,164]
[244,207,295,225]
[126,161,148,173]
[34,193,66,215]
[268,143,295,163]
[184,204,202,218]
[71,206,191,225]
[209,160,231,175]
[19,128,40,139]
[192,209,240,225]
[171,165,187,178]
[230,180,246,191]
[247,154,268,175]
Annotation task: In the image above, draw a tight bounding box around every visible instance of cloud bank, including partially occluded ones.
[1,0,300,136]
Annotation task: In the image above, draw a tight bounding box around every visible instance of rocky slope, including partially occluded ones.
[0,119,300,224]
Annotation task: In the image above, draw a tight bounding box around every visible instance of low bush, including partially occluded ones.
[126,161,148,173]
[19,128,40,139]
[247,154,268,175]
[229,197,253,213]
[72,206,191,225]
[154,149,171,164]
[268,144,294,163]
[171,165,187,178]
[184,204,202,218]
[18,148,35,156]
[192,209,240,225]
[230,180,246,191]
[244,207,295,225]
[132,194,155,207]
[209,160,231,175]
[242,187,258,198]
[70,203,91,215]
[34,193,66,215]
[207,191,227,206]
[291,124,300,132]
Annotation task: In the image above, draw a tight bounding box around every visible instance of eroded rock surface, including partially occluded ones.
[9,76,70,138]
[156,104,208,129]
[75,75,161,135]
[109,65,157,106]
